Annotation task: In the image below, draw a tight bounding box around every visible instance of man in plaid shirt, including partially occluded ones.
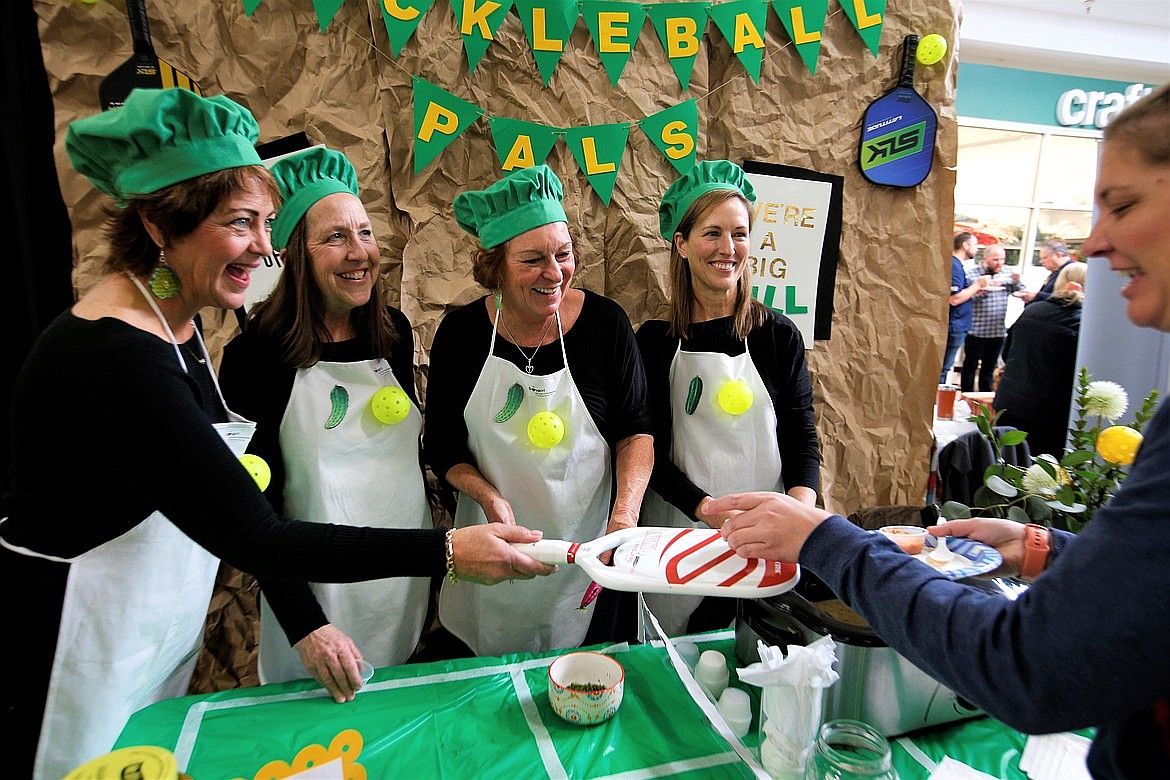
[961,244,1022,393]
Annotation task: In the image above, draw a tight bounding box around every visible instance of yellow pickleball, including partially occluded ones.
[1096,425,1143,465]
[717,380,754,415]
[916,34,948,66]
[527,411,565,448]
[370,385,410,425]
[239,454,271,491]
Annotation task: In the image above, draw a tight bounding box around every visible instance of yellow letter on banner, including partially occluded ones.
[733,12,764,53]
[851,0,881,28]
[660,121,695,160]
[666,17,699,57]
[598,12,631,53]
[461,0,502,36]
[788,7,821,44]
[582,137,616,174]
[502,136,536,170]
[532,8,565,52]
[418,102,459,142]
[383,0,420,21]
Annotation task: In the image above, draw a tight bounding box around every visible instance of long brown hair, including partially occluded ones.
[103,166,280,276]
[668,189,768,340]
[247,216,398,368]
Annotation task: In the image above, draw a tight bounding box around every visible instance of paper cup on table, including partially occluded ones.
[936,384,959,419]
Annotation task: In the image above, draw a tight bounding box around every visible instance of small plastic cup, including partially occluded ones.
[359,660,374,685]
[717,687,753,738]
[878,525,928,555]
[695,649,729,701]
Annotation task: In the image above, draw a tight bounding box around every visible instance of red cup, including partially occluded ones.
[936,384,959,419]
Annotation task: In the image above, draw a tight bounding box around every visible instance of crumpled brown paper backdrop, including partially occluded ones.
[37,0,959,519]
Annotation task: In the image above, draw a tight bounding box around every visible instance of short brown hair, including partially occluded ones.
[103,166,280,275]
[1104,83,1170,167]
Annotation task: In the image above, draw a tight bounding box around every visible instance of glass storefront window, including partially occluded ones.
[1031,209,1095,263]
[955,127,1042,205]
[953,203,1029,266]
[1036,135,1099,209]
[956,120,1099,286]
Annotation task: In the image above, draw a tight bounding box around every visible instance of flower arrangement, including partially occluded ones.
[942,368,1160,532]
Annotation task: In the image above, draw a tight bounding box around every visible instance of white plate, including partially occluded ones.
[913,536,1002,579]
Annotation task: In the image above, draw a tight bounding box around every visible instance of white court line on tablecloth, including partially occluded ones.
[170,639,746,776]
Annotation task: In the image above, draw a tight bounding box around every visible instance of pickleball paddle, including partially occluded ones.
[858,34,937,187]
[512,526,800,598]
[99,0,202,111]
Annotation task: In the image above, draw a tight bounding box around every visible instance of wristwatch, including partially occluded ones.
[1019,523,1051,581]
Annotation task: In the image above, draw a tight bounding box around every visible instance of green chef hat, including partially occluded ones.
[65,88,263,205]
[269,147,360,250]
[658,160,756,240]
[453,164,567,249]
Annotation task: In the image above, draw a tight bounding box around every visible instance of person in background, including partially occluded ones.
[960,243,1022,393]
[711,84,1170,780]
[942,231,988,384]
[636,161,820,636]
[993,261,1087,458]
[424,165,654,657]
[1018,238,1075,304]
[0,89,552,780]
[219,148,430,689]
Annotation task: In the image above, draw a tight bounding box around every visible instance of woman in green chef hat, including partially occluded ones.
[636,160,820,636]
[220,147,431,691]
[424,164,655,657]
[0,89,552,780]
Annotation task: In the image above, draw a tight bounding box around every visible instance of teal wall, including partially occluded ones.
[956,63,1158,128]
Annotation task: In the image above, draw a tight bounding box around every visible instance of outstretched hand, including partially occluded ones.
[707,491,832,563]
[930,517,1028,578]
[453,524,558,585]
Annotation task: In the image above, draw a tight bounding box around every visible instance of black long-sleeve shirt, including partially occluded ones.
[423,290,653,486]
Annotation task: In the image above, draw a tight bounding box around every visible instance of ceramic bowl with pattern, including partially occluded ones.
[548,651,624,725]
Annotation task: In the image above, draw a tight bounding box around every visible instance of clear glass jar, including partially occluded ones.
[803,719,898,780]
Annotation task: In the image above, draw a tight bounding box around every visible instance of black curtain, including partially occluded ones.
[1,1,75,495]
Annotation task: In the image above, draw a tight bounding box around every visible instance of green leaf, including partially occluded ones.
[1007,506,1032,524]
[999,430,1029,446]
[940,500,972,520]
[1061,449,1096,467]
[985,474,1019,497]
[1025,495,1054,522]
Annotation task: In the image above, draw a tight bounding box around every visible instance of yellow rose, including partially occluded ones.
[1096,425,1143,466]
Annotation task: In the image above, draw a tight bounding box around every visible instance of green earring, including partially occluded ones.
[493,291,502,310]
[148,250,180,299]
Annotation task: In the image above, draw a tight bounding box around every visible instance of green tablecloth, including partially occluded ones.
[116,631,1077,779]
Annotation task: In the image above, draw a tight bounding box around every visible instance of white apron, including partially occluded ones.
[258,358,430,682]
[438,309,611,656]
[641,340,783,636]
[32,279,256,780]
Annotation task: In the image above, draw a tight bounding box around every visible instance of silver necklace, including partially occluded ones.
[500,316,555,374]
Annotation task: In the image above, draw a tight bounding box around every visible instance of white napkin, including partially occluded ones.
[737,636,839,779]
[1019,733,1092,780]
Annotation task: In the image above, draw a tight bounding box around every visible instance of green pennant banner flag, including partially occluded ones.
[562,122,630,205]
[514,0,579,86]
[451,0,516,73]
[580,1,648,88]
[707,0,768,83]
[488,116,562,171]
[381,0,436,56]
[412,77,483,174]
[839,0,885,56]
[773,0,827,74]
[646,3,709,91]
[639,99,699,175]
[243,0,263,16]
[310,0,346,32]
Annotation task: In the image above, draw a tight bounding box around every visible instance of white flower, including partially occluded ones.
[1082,381,1129,421]
[1021,456,1069,496]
